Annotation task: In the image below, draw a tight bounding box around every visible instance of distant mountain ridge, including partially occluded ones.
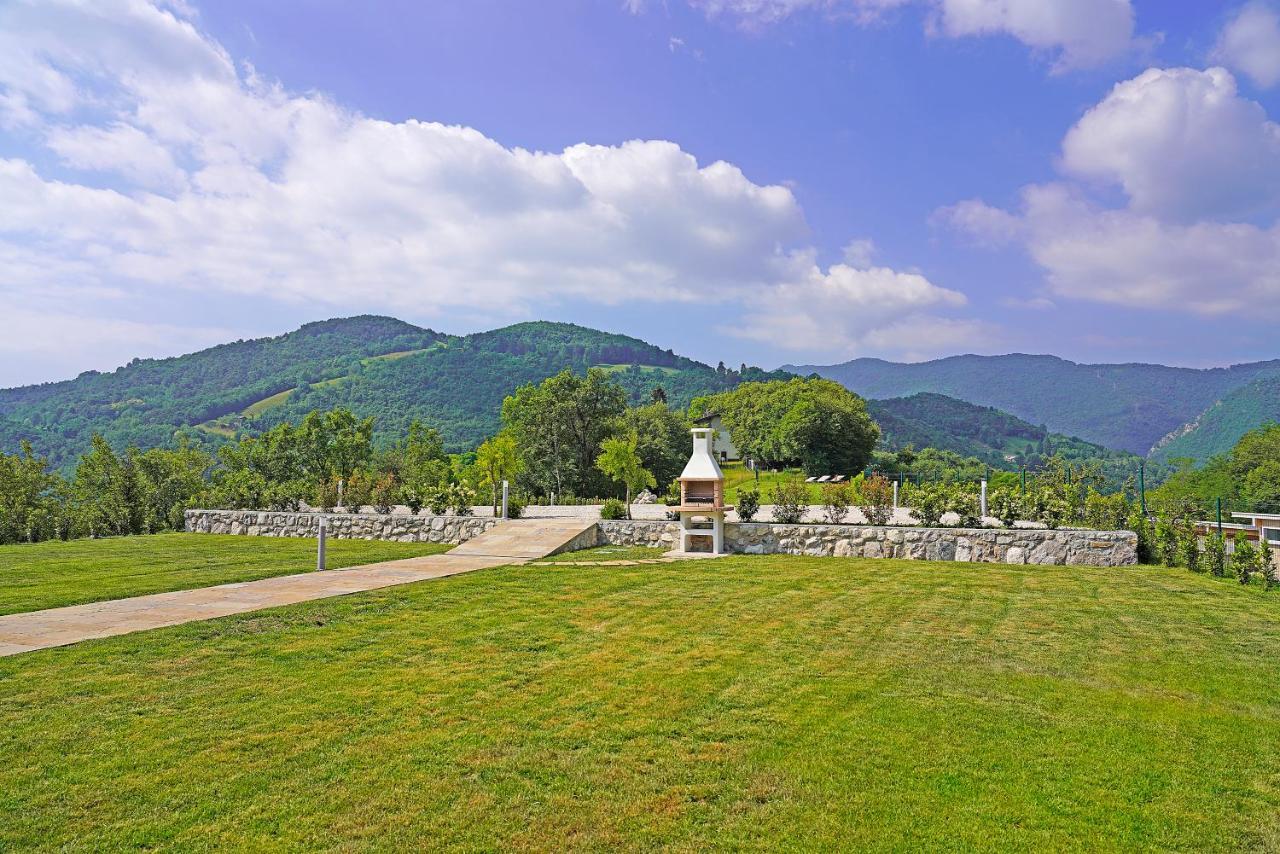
[1149,375,1280,463]
[0,316,790,470]
[788,353,1280,457]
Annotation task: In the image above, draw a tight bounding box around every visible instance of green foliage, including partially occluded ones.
[988,488,1023,528]
[858,474,893,526]
[736,488,760,523]
[1127,508,1155,564]
[699,378,879,476]
[618,402,691,491]
[600,498,628,520]
[596,432,655,516]
[868,392,1147,485]
[820,483,851,524]
[475,432,523,514]
[1152,377,1280,464]
[0,441,67,544]
[1178,520,1200,572]
[1149,422,1280,520]
[503,368,628,499]
[947,486,982,529]
[908,483,947,527]
[1258,537,1276,589]
[1084,491,1128,530]
[1231,532,1256,584]
[1203,532,1226,577]
[770,481,809,524]
[1154,516,1179,567]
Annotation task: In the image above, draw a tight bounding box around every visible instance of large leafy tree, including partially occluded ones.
[0,441,66,544]
[696,378,879,475]
[502,369,627,498]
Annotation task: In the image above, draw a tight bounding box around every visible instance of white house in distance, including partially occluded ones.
[692,412,739,462]
[1195,511,1280,567]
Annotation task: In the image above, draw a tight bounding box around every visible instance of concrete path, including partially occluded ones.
[0,518,596,658]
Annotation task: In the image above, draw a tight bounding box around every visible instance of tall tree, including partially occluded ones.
[596,432,655,518]
[475,432,523,514]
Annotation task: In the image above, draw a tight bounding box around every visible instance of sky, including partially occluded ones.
[2,0,1279,387]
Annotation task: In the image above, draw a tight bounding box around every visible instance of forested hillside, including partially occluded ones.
[253,322,791,451]
[1150,376,1280,463]
[0,318,790,468]
[789,354,1280,455]
[0,316,442,470]
[868,393,1149,480]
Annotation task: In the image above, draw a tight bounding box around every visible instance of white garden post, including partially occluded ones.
[980,479,988,519]
[501,480,509,519]
[892,480,899,510]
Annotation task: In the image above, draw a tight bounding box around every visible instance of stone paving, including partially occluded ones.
[0,518,596,658]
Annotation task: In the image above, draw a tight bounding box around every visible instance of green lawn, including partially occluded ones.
[722,462,826,503]
[0,534,449,615]
[536,544,669,563]
[1,553,1278,849]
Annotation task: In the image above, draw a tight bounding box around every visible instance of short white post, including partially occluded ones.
[892,480,899,510]
[980,479,988,519]
[501,480,509,519]
[317,514,327,571]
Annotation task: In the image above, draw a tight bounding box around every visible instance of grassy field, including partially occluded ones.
[535,544,669,563]
[721,462,828,503]
[1,551,1278,849]
[0,534,449,615]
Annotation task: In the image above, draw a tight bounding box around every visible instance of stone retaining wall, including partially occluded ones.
[184,509,497,544]
[596,520,1136,566]
[186,510,1137,566]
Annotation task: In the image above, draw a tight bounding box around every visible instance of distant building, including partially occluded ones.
[692,412,739,462]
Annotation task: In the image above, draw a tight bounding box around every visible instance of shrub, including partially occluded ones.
[909,483,947,527]
[448,483,475,516]
[858,474,893,526]
[343,471,373,513]
[1203,532,1226,577]
[426,487,450,516]
[771,480,809,524]
[1155,515,1179,567]
[1127,508,1155,564]
[601,498,628,520]
[988,488,1022,528]
[371,473,397,514]
[401,485,424,515]
[1231,531,1256,584]
[736,488,760,523]
[1031,488,1071,530]
[821,483,851,524]
[1178,521,1200,573]
[1258,537,1276,590]
[312,478,338,513]
[947,485,982,528]
[1084,490,1127,530]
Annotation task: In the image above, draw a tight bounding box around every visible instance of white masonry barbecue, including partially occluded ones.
[675,427,731,554]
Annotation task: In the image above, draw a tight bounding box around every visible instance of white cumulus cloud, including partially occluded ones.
[1061,67,1280,222]
[940,66,1280,319]
[1211,2,1280,89]
[0,0,975,379]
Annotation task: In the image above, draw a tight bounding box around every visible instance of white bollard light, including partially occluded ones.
[980,479,988,519]
[502,480,509,519]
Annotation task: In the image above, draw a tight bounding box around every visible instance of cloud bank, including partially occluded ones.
[0,0,973,381]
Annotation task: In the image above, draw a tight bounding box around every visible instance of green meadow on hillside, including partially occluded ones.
[1,547,1277,849]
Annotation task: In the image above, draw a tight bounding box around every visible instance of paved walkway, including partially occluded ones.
[0,518,595,658]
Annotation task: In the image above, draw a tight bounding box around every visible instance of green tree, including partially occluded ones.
[696,378,879,476]
[502,368,627,499]
[1231,531,1256,584]
[618,402,691,492]
[475,432,524,515]
[72,435,134,537]
[595,432,655,518]
[0,441,66,544]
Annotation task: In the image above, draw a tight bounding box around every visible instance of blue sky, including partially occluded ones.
[1,0,1279,386]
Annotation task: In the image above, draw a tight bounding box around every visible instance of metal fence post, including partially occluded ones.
[1138,461,1146,515]
[317,514,327,571]
[1216,497,1223,535]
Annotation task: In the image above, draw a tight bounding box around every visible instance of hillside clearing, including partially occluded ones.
[1,553,1277,849]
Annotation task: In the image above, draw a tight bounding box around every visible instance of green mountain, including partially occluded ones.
[1150,376,1280,463]
[0,316,443,471]
[868,393,1143,475]
[788,354,1280,456]
[0,317,789,469]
